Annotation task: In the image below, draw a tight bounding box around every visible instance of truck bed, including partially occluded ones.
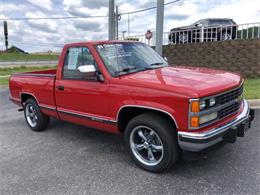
[9,69,58,117]
[13,69,57,77]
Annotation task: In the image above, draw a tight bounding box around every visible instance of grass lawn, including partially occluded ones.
[0,66,55,76]
[243,78,260,99]
[0,66,259,99]
[0,76,9,85]
[0,66,55,85]
[0,53,59,61]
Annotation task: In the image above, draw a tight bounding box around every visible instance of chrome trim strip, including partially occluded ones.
[116,105,179,129]
[190,99,239,117]
[179,99,249,140]
[40,104,56,111]
[188,98,199,130]
[9,96,21,103]
[57,108,117,125]
[199,82,243,101]
[17,92,116,125]
[13,73,55,78]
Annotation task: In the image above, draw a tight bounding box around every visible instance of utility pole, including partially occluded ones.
[128,13,130,37]
[115,5,119,40]
[155,0,164,55]
[3,21,8,51]
[108,0,115,40]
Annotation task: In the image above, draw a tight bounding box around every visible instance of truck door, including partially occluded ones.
[55,46,112,129]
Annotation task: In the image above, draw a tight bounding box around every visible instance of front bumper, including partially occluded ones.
[178,100,254,152]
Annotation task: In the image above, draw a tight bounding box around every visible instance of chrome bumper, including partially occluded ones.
[178,99,253,152]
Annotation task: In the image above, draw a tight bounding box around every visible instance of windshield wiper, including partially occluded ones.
[150,62,164,66]
[114,66,154,76]
[114,67,137,75]
[139,67,153,71]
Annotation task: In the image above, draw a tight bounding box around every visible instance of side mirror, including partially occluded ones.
[164,57,168,62]
[78,65,104,82]
[78,65,96,73]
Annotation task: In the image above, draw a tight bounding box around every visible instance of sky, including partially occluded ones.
[0,0,260,52]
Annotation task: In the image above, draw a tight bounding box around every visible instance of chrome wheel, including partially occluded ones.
[129,125,164,166]
[25,104,38,128]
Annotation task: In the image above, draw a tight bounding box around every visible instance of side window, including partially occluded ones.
[63,47,97,80]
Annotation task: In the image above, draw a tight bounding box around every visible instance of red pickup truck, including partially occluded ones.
[9,41,254,172]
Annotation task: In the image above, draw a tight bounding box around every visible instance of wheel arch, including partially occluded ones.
[117,105,178,133]
[20,92,39,105]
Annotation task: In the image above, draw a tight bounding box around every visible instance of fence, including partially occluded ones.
[119,22,260,46]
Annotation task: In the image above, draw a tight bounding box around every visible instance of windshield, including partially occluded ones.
[96,42,168,77]
[209,20,233,25]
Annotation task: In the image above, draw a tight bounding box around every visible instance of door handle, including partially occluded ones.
[57,85,64,91]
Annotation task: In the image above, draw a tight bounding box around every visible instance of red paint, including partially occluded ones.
[9,40,243,134]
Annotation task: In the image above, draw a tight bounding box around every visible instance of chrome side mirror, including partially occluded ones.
[77,65,96,73]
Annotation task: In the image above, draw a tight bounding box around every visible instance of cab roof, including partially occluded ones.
[64,40,140,48]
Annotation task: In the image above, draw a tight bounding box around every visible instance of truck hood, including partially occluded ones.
[119,66,242,98]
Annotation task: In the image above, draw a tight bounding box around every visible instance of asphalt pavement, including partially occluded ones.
[0,87,259,195]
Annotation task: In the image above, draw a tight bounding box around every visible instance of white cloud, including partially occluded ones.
[26,0,53,10]
[0,3,23,13]
[1,0,260,52]
[25,11,58,32]
[201,0,260,24]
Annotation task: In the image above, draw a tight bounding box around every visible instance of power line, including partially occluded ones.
[0,15,108,21]
[0,0,182,21]
[118,0,182,37]
[119,0,182,15]
[164,0,182,6]
[120,5,156,15]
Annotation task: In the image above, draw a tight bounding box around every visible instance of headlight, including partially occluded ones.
[189,98,218,129]
[198,98,216,111]
[200,100,206,110]
[209,98,216,107]
[199,112,218,125]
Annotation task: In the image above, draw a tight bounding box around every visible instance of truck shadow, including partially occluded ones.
[47,118,239,175]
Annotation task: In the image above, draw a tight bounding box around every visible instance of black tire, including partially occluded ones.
[124,113,180,173]
[24,98,49,131]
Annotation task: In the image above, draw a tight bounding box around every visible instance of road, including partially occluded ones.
[0,87,259,195]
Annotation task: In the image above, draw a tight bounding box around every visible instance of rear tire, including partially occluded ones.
[124,113,180,173]
[24,98,49,131]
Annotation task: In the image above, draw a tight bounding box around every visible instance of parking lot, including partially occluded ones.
[0,87,259,195]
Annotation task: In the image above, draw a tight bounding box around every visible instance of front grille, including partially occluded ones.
[216,84,243,119]
[216,84,243,104]
[218,102,240,119]
[189,84,244,129]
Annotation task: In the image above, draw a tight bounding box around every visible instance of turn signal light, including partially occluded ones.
[191,101,200,112]
[190,116,199,128]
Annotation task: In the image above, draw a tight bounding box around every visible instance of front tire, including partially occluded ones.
[124,113,180,173]
[24,98,49,131]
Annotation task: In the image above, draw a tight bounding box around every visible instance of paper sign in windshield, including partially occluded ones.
[68,48,80,70]
[97,44,132,59]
